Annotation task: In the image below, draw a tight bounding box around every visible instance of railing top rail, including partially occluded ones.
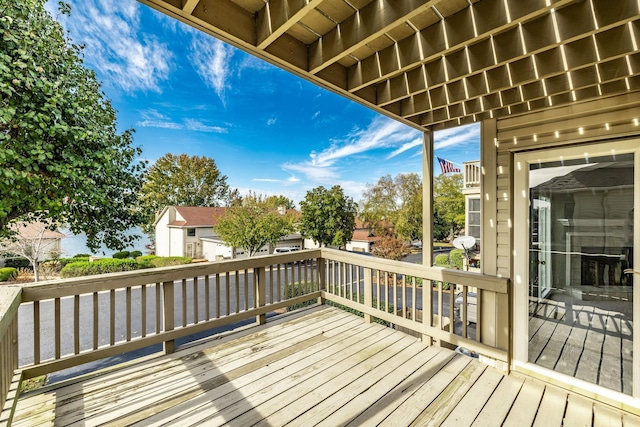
[20,249,323,302]
[319,248,509,294]
[0,286,21,338]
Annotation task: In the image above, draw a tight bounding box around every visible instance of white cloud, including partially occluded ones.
[189,35,234,103]
[61,0,173,93]
[386,136,423,159]
[267,117,277,126]
[309,116,420,167]
[136,115,228,133]
[311,111,320,120]
[434,123,480,150]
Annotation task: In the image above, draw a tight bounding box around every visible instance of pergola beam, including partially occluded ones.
[308,0,441,75]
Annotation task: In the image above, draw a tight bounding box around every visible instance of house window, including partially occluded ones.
[467,198,480,240]
[187,228,196,237]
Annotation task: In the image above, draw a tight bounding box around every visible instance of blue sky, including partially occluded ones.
[53,0,480,204]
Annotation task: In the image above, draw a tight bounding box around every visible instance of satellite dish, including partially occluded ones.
[453,236,476,250]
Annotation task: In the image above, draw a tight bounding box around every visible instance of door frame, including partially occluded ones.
[513,138,640,403]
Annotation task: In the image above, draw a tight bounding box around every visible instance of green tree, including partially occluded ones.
[360,173,422,240]
[214,194,295,257]
[263,195,295,210]
[0,0,146,251]
[138,153,232,235]
[300,185,357,248]
[433,173,465,242]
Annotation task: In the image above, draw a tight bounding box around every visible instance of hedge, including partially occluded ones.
[0,267,18,282]
[449,248,465,270]
[145,256,192,267]
[60,258,148,278]
[112,251,130,259]
[434,253,450,267]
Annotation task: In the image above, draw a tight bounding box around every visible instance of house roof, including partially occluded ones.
[10,222,65,239]
[139,0,640,133]
[351,229,381,243]
[171,206,228,227]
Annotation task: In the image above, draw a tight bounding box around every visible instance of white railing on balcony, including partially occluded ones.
[464,160,481,189]
[0,248,509,423]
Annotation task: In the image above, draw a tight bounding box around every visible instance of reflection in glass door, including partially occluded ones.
[523,151,635,395]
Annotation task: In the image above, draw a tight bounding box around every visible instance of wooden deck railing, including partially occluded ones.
[0,248,509,422]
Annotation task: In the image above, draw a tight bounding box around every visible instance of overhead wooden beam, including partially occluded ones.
[308,0,440,75]
[182,0,199,14]
[256,0,324,50]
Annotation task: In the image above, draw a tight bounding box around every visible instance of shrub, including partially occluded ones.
[130,250,142,258]
[112,251,130,259]
[434,253,450,267]
[58,257,90,267]
[135,255,158,263]
[60,258,147,278]
[73,253,91,258]
[449,249,465,270]
[5,258,30,269]
[0,267,18,282]
[146,256,192,267]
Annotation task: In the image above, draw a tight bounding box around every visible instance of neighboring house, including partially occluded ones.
[303,218,382,253]
[154,206,304,261]
[462,160,481,260]
[0,221,64,267]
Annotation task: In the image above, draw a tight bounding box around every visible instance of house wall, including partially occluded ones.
[346,241,370,252]
[168,228,184,257]
[155,209,173,257]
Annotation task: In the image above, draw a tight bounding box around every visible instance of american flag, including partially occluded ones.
[437,157,461,174]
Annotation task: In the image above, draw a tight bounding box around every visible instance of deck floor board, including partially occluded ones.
[12,306,640,427]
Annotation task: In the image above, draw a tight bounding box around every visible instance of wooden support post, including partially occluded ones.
[363,268,373,324]
[162,281,175,354]
[422,130,434,345]
[255,267,266,325]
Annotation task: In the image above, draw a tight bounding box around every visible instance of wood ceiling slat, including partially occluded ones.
[256,0,324,49]
[308,0,439,74]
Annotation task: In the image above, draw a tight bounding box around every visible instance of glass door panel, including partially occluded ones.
[527,153,634,394]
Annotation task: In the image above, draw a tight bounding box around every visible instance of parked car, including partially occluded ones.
[274,247,299,253]
[454,292,477,324]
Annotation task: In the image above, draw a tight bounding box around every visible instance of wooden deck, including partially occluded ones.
[12,306,640,426]
[529,291,633,394]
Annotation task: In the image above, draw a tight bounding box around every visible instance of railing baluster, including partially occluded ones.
[216,273,221,319]
[476,291,482,342]
[234,271,239,314]
[163,281,175,354]
[356,266,361,303]
[33,300,40,365]
[437,282,443,333]
[126,286,131,341]
[155,283,161,334]
[110,290,115,346]
[193,276,199,324]
[401,275,406,319]
[141,284,147,338]
[244,269,249,311]
[411,276,417,322]
[224,272,230,316]
[255,267,266,325]
[54,297,61,359]
[462,285,468,337]
[74,294,80,354]
[277,264,282,302]
[376,271,381,311]
[392,273,397,315]
[182,278,187,327]
[93,292,98,350]
[204,275,210,321]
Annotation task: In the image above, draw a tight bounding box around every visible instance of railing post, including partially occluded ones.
[255,267,266,325]
[317,258,326,305]
[162,281,175,354]
[363,268,373,323]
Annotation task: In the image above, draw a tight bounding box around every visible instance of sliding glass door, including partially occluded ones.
[514,140,639,399]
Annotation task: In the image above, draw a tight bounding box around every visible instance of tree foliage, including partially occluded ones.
[0,0,146,251]
[300,185,357,248]
[433,173,465,242]
[371,235,411,261]
[360,173,422,240]
[138,153,232,235]
[214,194,296,257]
